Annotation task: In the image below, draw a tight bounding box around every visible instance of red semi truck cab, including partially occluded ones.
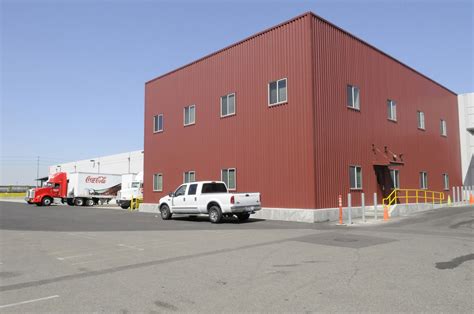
[26,172,68,206]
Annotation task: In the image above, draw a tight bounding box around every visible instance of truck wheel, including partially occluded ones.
[74,198,84,206]
[66,199,74,206]
[236,213,250,222]
[160,204,172,220]
[121,204,129,210]
[85,199,94,206]
[209,205,222,223]
[41,197,53,206]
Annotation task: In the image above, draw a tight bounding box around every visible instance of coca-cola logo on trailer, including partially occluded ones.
[85,176,107,184]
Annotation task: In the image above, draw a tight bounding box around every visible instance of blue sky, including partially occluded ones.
[1,0,473,185]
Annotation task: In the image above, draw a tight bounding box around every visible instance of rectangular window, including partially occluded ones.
[220,93,235,117]
[268,78,287,106]
[390,169,400,189]
[153,173,163,192]
[347,85,360,110]
[443,174,449,190]
[440,119,447,136]
[153,114,163,133]
[387,100,397,121]
[417,111,425,130]
[188,183,198,195]
[184,105,196,126]
[349,166,362,189]
[183,171,195,183]
[201,182,227,194]
[419,172,428,189]
[221,168,236,190]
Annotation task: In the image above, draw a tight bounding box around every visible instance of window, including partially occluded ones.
[202,183,227,194]
[221,93,235,117]
[443,174,449,190]
[174,185,186,197]
[184,105,195,126]
[188,183,198,195]
[387,100,397,121]
[440,119,447,136]
[349,166,362,189]
[184,171,195,183]
[417,111,425,130]
[347,85,360,110]
[390,169,400,189]
[268,78,287,106]
[221,168,236,190]
[419,172,428,189]
[153,173,163,192]
[153,114,163,133]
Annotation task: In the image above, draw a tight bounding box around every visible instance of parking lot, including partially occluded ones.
[0,201,472,312]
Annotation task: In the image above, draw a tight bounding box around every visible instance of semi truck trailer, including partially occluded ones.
[26,172,122,206]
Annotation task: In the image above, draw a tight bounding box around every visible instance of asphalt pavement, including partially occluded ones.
[0,201,472,312]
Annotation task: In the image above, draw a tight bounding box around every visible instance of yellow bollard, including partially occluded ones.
[447,195,451,206]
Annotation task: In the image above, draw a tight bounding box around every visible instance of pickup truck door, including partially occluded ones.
[171,185,187,213]
[185,183,199,212]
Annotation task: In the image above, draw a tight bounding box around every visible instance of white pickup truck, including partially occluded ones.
[158,181,261,223]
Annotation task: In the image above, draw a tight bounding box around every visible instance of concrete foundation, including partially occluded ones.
[138,202,449,224]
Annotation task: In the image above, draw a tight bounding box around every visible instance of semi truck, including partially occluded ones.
[116,172,143,209]
[25,172,122,206]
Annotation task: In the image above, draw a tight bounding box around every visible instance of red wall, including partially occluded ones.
[144,13,461,209]
[310,15,461,208]
[144,15,317,209]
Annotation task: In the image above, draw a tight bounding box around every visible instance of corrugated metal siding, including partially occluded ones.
[144,12,462,210]
[144,15,317,208]
[311,16,461,208]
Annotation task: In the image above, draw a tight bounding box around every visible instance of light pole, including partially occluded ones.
[90,159,95,172]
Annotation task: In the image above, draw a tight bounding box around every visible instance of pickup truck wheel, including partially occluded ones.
[236,213,250,222]
[41,197,52,206]
[85,199,94,206]
[209,205,223,223]
[74,198,84,206]
[160,204,172,220]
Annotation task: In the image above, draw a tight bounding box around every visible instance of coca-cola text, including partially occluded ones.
[85,176,107,184]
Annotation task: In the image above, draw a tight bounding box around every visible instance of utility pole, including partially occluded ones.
[36,156,39,187]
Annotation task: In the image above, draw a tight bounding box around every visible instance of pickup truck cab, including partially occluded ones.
[158,181,261,223]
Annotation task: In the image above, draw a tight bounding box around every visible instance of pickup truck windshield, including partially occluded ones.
[201,183,227,194]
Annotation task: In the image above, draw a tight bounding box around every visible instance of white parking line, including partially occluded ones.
[0,295,59,309]
[56,253,94,261]
[67,233,96,239]
[117,244,144,251]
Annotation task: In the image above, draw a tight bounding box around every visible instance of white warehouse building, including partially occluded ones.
[49,150,143,176]
[458,93,474,186]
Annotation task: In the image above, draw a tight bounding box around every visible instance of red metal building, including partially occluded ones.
[143,12,461,210]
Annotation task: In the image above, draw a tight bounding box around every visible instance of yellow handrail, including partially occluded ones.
[382,188,445,207]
